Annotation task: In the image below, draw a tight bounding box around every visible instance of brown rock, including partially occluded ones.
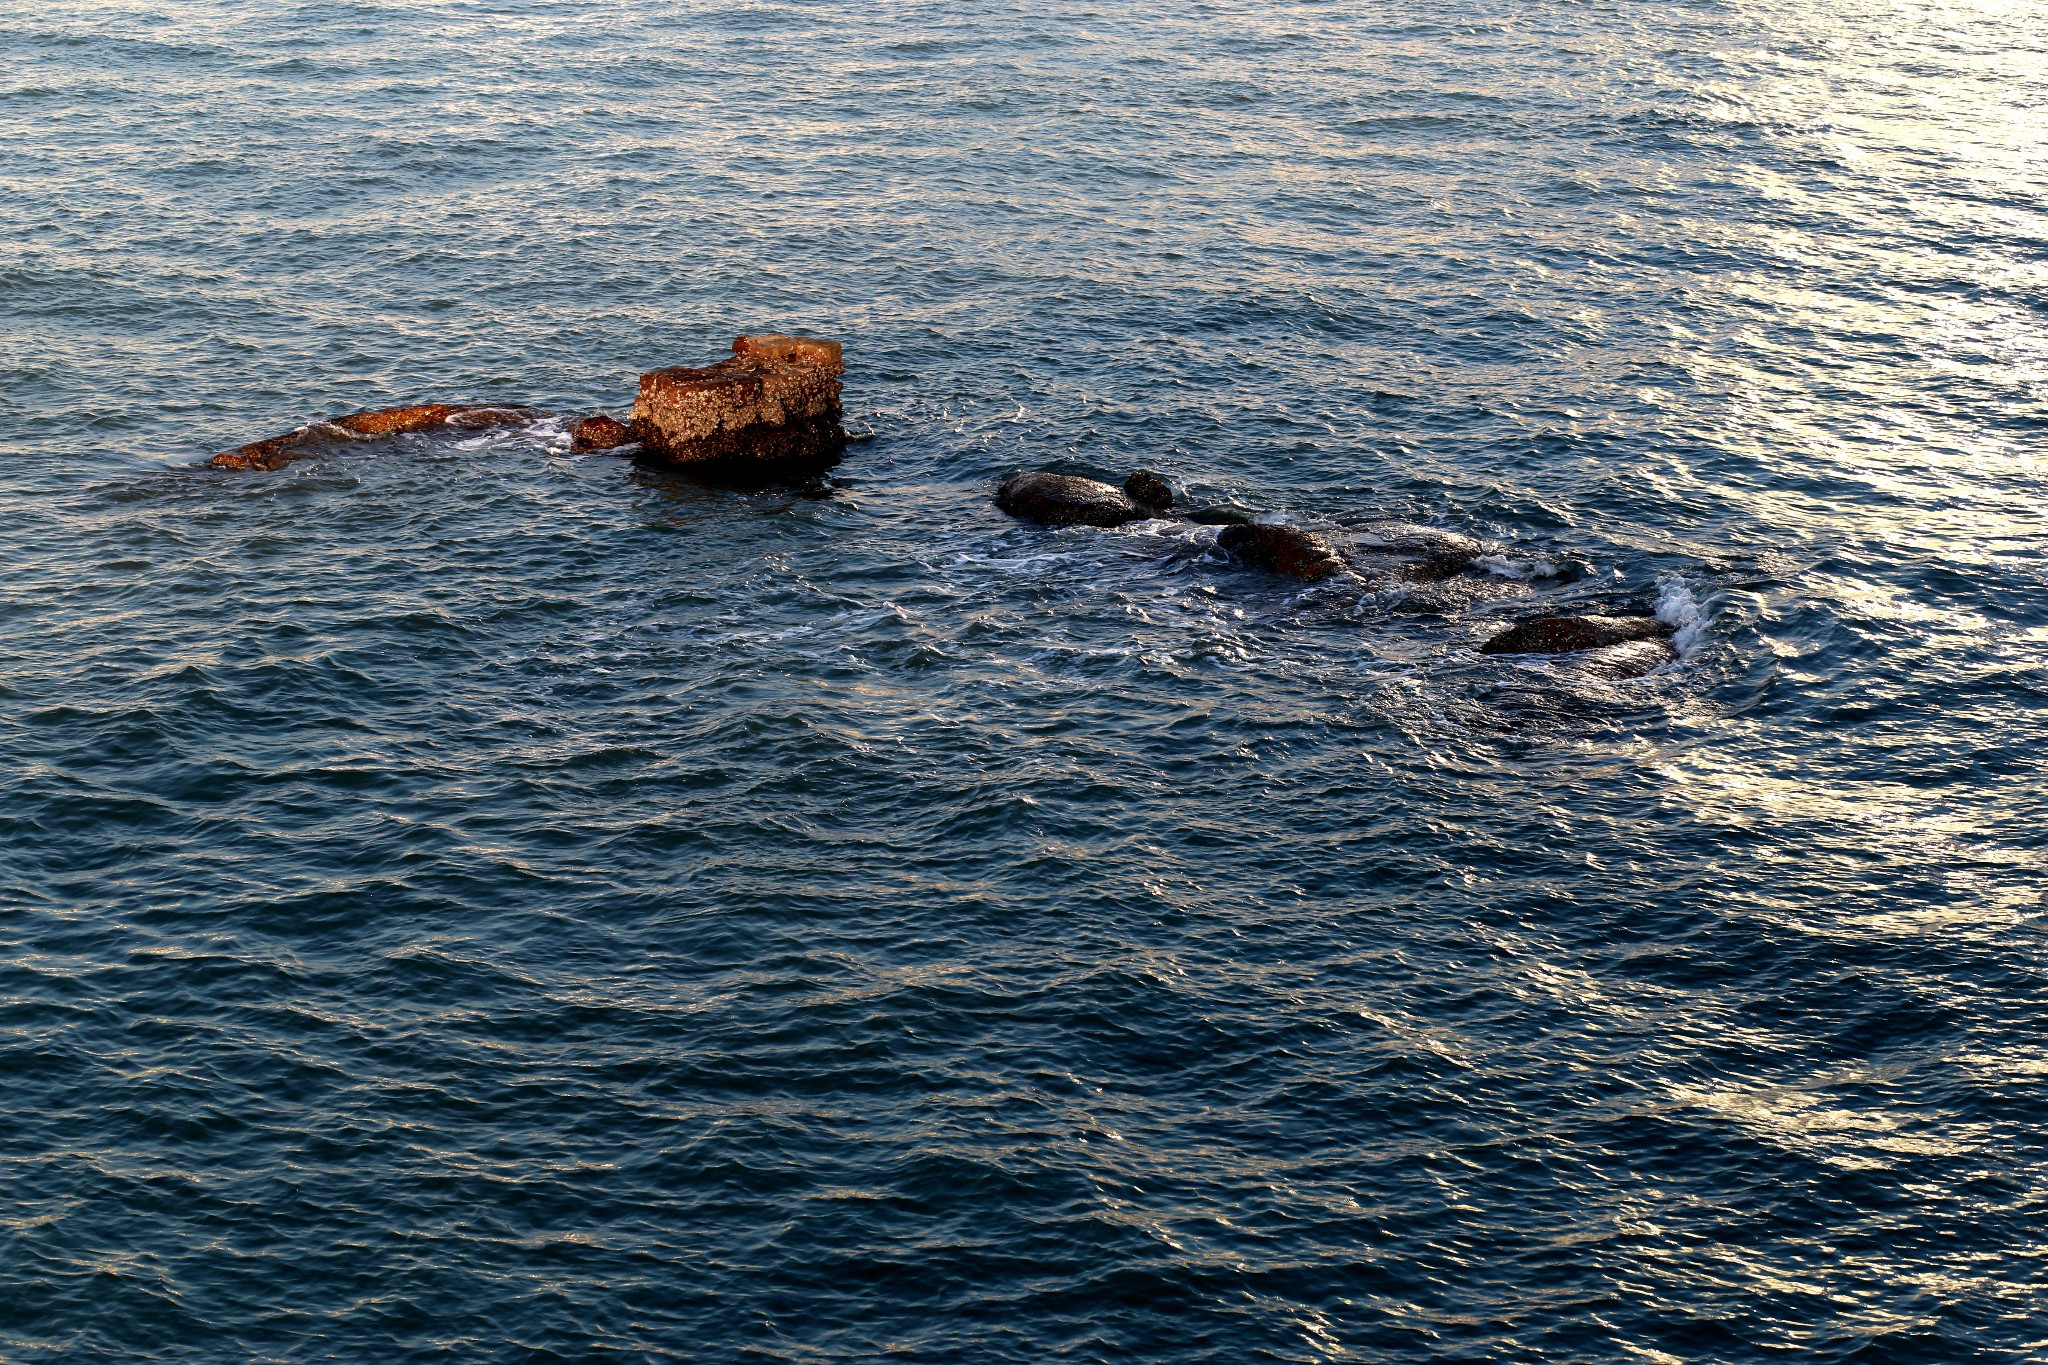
[569,414,635,453]
[209,404,543,470]
[995,472,1151,528]
[1214,524,1346,581]
[1479,614,1672,655]
[630,334,846,470]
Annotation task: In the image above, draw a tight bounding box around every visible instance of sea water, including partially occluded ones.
[2,1,2045,1359]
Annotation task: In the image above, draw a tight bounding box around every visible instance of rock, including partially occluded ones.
[1186,505,1255,527]
[1123,470,1173,513]
[210,404,545,470]
[569,414,635,453]
[1566,638,1678,679]
[1383,576,1530,615]
[1357,522,1486,560]
[631,334,845,470]
[1479,614,1672,655]
[995,472,1151,527]
[1214,524,1346,581]
[1352,522,1492,581]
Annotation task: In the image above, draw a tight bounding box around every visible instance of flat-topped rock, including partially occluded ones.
[996,472,1152,527]
[631,334,846,470]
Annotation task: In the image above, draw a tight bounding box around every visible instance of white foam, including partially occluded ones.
[1656,575,1709,657]
[1474,553,1559,581]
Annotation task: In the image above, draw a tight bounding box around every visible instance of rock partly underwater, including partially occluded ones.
[995,472,1156,528]
[211,334,846,474]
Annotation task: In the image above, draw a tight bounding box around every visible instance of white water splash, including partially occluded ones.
[1474,553,1560,581]
[1656,576,1709,657]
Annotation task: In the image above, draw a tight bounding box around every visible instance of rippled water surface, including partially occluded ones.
[4,1,2046,1359]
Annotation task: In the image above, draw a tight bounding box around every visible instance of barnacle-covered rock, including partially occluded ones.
[630,334,845,471]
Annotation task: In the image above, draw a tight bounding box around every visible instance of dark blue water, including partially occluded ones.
[5,1,2046,1359]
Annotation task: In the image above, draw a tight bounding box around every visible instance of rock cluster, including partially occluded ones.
[993,466,1682,676]
[207,340,1691,680]
[209,334,846,473]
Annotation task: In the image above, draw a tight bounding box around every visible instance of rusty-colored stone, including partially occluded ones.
[568,414,635,453]
[209,404,543,470]
[630,334,846,469]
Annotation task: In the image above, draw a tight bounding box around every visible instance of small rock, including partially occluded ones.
[1123,470,1173,513]
[1186,505,1255,526]
[1215,524,1346,581]
[569,414,635,453]
[1479,615,1673,655]
[996,472,1151,528]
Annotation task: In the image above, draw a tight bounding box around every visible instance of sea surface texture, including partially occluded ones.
[3,1,2045,1360]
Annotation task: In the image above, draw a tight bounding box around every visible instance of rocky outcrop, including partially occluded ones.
[630,334,845,470]
[1479,614,1672,655]
[210,404,545,471]
[996,472,1154,527]
[210,334,846,473]
[1214,524,1346,581]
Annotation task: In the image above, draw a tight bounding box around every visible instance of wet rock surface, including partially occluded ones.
[568,414,635,453]
[1123,470,1173,514]
[1214,524,1347,581]
[211,404,545,471]
[1382,576,1531,615]
[1563,638,1679,679]
[995,472,1153,528]
[1480,614,1673,655]
[1186,505,1255,526]
[210,335,845,473]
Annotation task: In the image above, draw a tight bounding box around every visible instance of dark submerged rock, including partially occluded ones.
[1479,614,1673,655]
[1352,522,1496,582]
[1123,469,1173,513]
[1186,504,1255,526]
[995,472,1151,528]
[631,334,846,472]
[1383,576,1530,616]
[1214,523,1346,581]
[569,414,635,453]
[1566,638,1678,679]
